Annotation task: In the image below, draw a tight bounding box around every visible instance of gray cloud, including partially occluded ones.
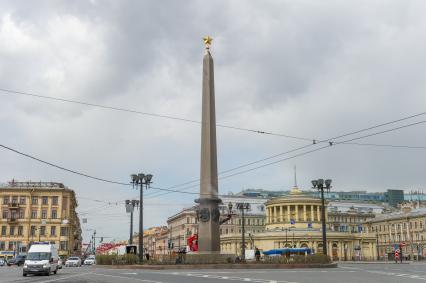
[0,0,425,242]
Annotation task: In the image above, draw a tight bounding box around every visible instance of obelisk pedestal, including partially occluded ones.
[195,36,222,253]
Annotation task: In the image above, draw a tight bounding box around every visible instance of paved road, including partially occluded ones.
[1,263,426,283]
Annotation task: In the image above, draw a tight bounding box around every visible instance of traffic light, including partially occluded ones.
[100,237,103,243]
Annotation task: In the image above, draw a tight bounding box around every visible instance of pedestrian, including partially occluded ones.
[255,247,261,262]
[145,252,150,261]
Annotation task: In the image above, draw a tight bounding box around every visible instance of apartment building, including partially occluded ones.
[0,181,81,259]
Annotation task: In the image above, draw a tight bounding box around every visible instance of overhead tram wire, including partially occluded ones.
[144,119,426,199]
[143,111,426,197]
[0,116,425,199]
[0,144,130,186]
[143,112,426,198]
[0,88,312,142]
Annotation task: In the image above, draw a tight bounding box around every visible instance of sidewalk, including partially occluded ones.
[338,260,411,264]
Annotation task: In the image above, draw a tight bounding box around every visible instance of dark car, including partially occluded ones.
[7,255,26,266]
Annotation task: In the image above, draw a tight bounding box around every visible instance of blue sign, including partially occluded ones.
[308,223,312,228]
[290,219,295,225]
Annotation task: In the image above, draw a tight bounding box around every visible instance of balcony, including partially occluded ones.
[7,217,18,224]
[8,203,19,209]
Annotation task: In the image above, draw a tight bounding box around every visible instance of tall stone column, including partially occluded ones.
[196,36,221,253]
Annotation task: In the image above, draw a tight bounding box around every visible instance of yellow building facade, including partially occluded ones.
[363,207,426,260]
[0,181,81,259]
[220,188,378,261]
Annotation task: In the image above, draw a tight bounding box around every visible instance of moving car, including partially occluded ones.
[0,258,5,266]
[65,257,81,267]
[83,255,96,265]
[7,255,26,266]
[23,242,59,276]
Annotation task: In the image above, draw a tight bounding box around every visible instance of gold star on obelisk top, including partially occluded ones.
[203,36,213,50]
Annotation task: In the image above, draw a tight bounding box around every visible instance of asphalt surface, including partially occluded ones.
[1,263,426,283]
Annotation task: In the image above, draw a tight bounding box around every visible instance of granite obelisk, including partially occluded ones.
[196,36,221,252]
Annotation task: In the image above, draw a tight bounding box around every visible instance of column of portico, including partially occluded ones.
[310,205,314,222]
[279,206,283,222]
[303,205,307,222]
[268,207,271,224]
[295,205,299,222]
[287,205,290,223]
[317,206,321,221]
[273,206,277,223]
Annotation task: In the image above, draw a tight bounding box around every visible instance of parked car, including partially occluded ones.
[65,257,81,267]
[0,258,5,266]
[83,255,96,265]
[7,255,26,266]
[23,242,59,276]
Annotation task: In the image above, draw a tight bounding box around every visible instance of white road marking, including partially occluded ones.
[121,272,138,275]
[92,272,163,283]
[35,273,90,283]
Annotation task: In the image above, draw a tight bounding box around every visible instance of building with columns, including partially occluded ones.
[363,207,426,260]
[220,187,378,261]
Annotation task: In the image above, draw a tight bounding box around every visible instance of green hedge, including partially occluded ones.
[96,254,139,265]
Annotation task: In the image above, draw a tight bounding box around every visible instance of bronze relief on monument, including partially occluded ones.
[199,208,210,222]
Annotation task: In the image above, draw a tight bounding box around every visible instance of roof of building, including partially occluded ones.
[366,208,426,223]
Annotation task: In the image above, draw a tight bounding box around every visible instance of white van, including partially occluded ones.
[23,242,59,276]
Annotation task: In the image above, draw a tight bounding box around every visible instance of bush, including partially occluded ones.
[262,254,331,264]
[96,254,139,265]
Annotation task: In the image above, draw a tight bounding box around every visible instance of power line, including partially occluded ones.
[144,112,426,198]
[0,88,312,141]
[1,117,425,199]
[0,144,130,186]
[145,119,426,199]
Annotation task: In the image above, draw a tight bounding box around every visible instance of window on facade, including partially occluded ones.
[42,196,48,205]
[2,210,8,219]
[186,217,190,224]
[1,226,6,236]
[19,197,26,204]
[41,210,47,219]
[12,196,18,204]
[18,209,24,219]
[31,210,37,219]
[60,227,68,236]
[18,226,23,236]
[51,210,57,219]
[8,242,14,250]
[52,196,58,205]
[0,241,4,250]
[415,222,417,229]
[11,211,17,220]
[51,226,56,236]
[10,226,15,236]
[30,226,36,236]
[3,196,9,205]
[32,197,38,205]
[239,219,241,225]
[40,226,46,236]
[60,241,68,251]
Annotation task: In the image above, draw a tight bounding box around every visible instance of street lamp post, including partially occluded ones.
[236,203,250,261]
[125,200,140,245]
[131,173,153,263]
[311,178,332,256]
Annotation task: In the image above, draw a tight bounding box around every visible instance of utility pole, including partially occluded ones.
[125,200,139,245]
[131,173,153,263]
[312,179,332,256]
[236,203,250,261]
[92,230,96,255]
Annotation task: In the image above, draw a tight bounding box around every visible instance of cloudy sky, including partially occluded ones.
[1,0,425,243]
